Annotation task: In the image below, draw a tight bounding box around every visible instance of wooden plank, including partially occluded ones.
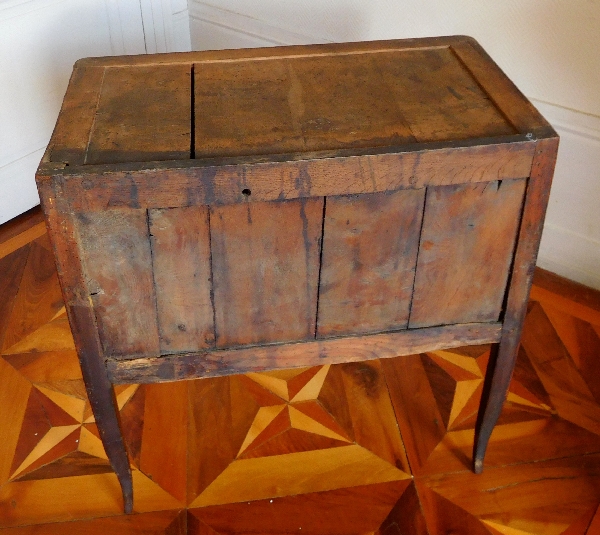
[149,207,214,353]
[47,140,536,212]
[0,247,30,353]
[194,54,415,157]
[317,189,425,337]
[35,180,88,307]
[409,179,527,328]
[28,183,135,513]
[289,53,416,150]
[194,59,304,157]
[86,65,191,165]
[106,322,503,383]
[75,209,160,358]
[210,198,323,347]
[49,66,105,165]
[138,382,189,503]
[72,36,474,67]
[379,47,514,142]
[451,38,552,136]
[473,137,559,472]
[67,304,133,513]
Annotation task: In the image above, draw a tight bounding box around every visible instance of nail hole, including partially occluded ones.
[242,188,251,197]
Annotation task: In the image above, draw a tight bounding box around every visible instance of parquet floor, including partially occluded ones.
[1,208,600,534]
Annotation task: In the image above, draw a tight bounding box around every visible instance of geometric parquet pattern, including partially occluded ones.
[1,209,600,534]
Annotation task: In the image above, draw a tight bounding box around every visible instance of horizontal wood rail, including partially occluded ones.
[107,322,503,384]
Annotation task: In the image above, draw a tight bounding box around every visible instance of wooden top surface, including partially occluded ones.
[45,36,552,168]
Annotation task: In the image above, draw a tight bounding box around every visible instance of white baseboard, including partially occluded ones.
[188,2,329,49]
[0,149,43,225]
[538,223,600,291]
[532,99,600,290]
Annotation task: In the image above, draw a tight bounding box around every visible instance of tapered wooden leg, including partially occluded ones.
[69,304,134,514]
[473,333,520,473]
[38,188,135,513]
[474,137,559,474]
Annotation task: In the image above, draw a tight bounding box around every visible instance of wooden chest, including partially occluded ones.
[36,36,558,513]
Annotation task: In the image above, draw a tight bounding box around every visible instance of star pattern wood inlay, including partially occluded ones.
[1,212,600,533]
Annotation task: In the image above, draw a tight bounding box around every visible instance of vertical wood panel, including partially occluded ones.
[210,198,323,347]
[149,207,214,353]
[76,209,160,358]
[409,179,527,328]
[317,189,425,337]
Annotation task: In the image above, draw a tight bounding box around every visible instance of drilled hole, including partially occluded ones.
[242,188,251,197]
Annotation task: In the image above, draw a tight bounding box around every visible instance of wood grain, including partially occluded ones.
[187,376,262,502]
[188,481,409,535]
[194,59,305,157]
[76,209,160,358]
[409,179,527,328]
[35,180,90,308]
[69,36,464,68]
[3,202,600,534]
[43,140,536,212]
[194,53,417,157]
[106,322,503,384]
[473,137,559,472]
[0,207,44,246]
[451,38,552,136]
[533,267,600,314]
[0,510,186,534]
[379,46,514,142]
[337,360,411,473]
[86,65,191,165]
[317,189,425,336]
[49,66,106,165]
[32,37,561,516]
[66,303,134,513]
[138,382,188,504]
[0,247,30,352]
[149,207,214,353]
[210,198,323,347]
[1,238,63,353]
[0,223,46,262]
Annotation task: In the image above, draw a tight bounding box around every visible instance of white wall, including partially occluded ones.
[189,0,600,290]
[0,0,191,225]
